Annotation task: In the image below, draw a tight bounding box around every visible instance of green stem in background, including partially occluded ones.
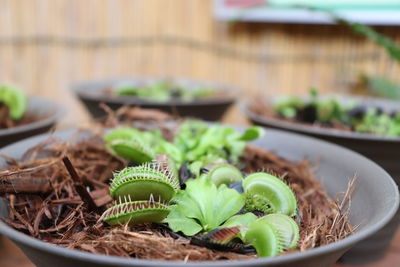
[235,3,400,64]
[326,12,400,64]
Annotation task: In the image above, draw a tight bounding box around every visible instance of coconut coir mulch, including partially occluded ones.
[0,105,40,130]
[0,110,354,262]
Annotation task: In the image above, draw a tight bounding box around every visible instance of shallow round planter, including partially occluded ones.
[0,96,64,148]
[0,128,398,267]
[72,77,236,121]
[243,96,400,263]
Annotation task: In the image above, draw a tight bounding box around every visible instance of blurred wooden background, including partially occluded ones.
[0,0,399,125]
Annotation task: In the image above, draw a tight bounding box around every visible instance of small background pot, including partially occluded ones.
[0,96,64,148]
[243,95,400,263]
[72,77,236,121]
[0,128,398,267]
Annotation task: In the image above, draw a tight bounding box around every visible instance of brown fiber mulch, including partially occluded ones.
[0,108,354,262]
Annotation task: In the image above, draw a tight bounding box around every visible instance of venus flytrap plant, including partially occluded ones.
[0,84,27,120]
[164,166,300,257]
[102,123,299,257]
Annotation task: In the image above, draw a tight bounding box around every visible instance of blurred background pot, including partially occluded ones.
[72,77,236,121]
[243,95,400,263]
[0,96,64,148]
[0,128,398,267]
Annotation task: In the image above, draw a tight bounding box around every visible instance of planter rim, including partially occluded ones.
[0,128,398,266]
[242,95,400,142]
[0,96,65,137]
[71,76,237,107]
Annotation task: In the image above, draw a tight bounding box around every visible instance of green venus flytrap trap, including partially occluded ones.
[207,164,244,187]
[101,160,179,226]
[100,196,170,225]
[104,128,155,164]
[109,163,180,201]
[243,172,298,216]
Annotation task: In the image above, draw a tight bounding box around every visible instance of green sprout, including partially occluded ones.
[0,85,27,120]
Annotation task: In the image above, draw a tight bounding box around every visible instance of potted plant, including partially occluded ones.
[0,84,64,148]
[72,77,236,121]
[0,112,398,267]
[244,89,400,263]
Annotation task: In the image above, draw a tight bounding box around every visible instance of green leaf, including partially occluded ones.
[0,85,27,120]
[221,212,257,228]
[164,207,203,236]
[166,175,245,235]
[220,212,257,240]
[170,190,202,220]
[238,126,264,141]
[173,120,263,171]
[364,75,400,99]
[211,184,245,230]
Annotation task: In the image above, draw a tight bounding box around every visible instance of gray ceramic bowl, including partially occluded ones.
[243,95,400,263]
[0,128,398,267]
[0,96,64,148]
[72,77,236,121]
